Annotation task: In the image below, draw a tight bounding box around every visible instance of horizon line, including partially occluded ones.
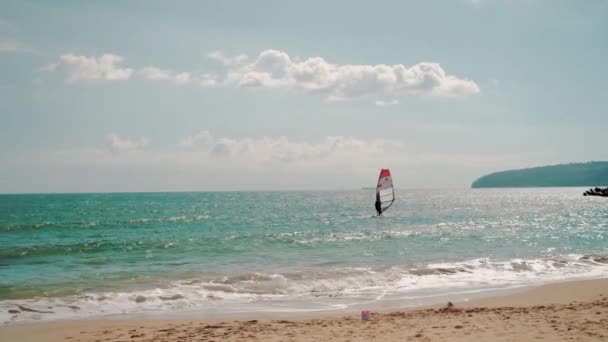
[0,186,595,196]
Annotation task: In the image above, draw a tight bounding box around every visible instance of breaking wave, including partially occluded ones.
[2,254,607,325]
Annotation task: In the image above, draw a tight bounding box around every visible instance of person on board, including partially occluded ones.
[375,193,382,216]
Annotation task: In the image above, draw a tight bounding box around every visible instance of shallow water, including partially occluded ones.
[1,188,607,323]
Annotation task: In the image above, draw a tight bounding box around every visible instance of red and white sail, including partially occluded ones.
[376,169,395,213]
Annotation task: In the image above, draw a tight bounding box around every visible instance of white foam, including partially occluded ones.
[2,255,608,325]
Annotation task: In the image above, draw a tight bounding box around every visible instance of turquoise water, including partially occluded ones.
[1,188,607,323]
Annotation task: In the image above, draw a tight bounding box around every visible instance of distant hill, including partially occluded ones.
[471,162,608,188]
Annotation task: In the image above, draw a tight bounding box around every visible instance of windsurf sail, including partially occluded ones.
[375,169,395,214]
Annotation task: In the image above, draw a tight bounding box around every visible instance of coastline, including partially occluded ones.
[2,278,606,341]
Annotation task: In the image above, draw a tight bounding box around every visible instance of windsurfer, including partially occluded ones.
[375,193,382,216]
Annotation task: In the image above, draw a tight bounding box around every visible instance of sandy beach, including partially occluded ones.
[1,278,606,342]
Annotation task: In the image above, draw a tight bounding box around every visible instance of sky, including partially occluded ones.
[1,0,607,193]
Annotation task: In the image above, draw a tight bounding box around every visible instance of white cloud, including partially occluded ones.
[41,50,480,102]
[13,132,403,172]
[46,54,134,82]
[174,72,191,85]
[375,99,400,107]
[178,131,403,164]
[140,66,172,80]
[208,49,480,101]
[107,133,148,152]
[178,130,214,147]
[139,67,192,85]
[207,50,249,66]
[44,53,200,86]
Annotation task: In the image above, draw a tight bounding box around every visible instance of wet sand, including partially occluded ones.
[1,278,607,341]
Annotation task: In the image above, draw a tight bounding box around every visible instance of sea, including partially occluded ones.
[1,188,607,324]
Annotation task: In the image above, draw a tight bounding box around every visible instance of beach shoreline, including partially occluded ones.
[2,277,606,341]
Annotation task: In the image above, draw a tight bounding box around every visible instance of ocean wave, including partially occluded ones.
[268,229,414,245]
[0,214,210,232]
[1,221,58,232]
[1,227,428,261]
[129,215,210,224]
[0,238,194,260]
[2,254,607,325]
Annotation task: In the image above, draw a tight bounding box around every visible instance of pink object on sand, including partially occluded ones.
[361,310,371,321]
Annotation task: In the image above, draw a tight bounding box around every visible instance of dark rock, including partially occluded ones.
[17,305,54,314]
[582,186,608,197]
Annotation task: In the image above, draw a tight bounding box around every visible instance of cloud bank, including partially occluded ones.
[215,49,480,100]
[44,50,479,103]
[4,130,542,192]
[87,131,517,172]
[179,130,402,164]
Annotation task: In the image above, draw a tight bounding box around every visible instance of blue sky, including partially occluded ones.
[1,0,607,192]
